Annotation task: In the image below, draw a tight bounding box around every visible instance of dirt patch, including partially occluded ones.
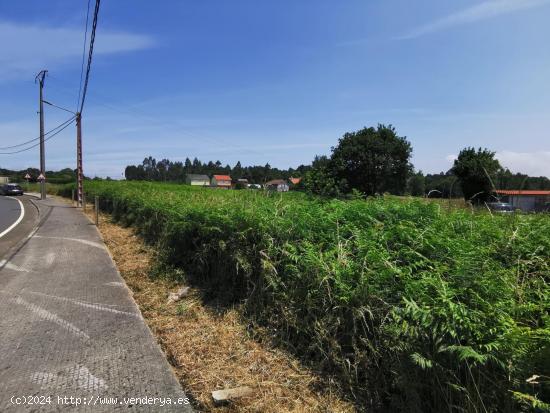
[82,204,355,412]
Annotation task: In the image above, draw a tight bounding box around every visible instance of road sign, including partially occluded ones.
[37,174,46,181]
[24,173,31,180]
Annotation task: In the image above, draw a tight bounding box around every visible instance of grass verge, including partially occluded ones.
[83,204,355,412]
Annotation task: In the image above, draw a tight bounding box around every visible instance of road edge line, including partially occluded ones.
[0,196,25,239]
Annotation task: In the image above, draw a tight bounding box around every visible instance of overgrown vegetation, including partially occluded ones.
[57,181,550,412]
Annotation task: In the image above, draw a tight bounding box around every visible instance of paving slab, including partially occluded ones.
[0,197,193,412]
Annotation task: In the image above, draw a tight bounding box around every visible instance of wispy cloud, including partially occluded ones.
[496,150,550,177]
[399,0,550,40]
[0,21,154,82]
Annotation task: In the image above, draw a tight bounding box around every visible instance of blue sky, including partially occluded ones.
[1,0,549,178]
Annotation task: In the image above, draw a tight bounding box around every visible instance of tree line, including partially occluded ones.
[3,124,549,201]
[124,156,311,184]
[302,125,550,201]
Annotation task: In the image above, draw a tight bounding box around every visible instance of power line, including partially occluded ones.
[76,0,91,111]
[43,100,76,114]
[0,116,76,153]
[79,0,101,114]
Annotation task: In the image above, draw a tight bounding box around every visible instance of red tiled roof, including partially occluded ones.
[496,190,550,196]
[265,179,287,186]
[213,175,231,181]
[289,177,302,185]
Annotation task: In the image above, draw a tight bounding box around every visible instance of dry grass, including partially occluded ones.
[82,204,355,413]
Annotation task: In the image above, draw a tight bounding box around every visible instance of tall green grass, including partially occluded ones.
[58,181,550,412]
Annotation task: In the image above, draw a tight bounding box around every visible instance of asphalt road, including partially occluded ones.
[0,196,192,412]
[0,196,23,236]
[0,195,39,260]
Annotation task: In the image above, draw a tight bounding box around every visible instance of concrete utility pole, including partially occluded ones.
[76,112,83,207]
[36,70,48,200]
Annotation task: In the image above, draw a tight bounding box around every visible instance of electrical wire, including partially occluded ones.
[43,100,76,114]
[79,0,101,114]
[76,0,91,111]
[0,116,76,153]
[0,115,76,150]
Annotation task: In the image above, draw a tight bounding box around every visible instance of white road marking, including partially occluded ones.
[4,262,30,272]
[105,281,124,287]
[31,365,108,391]
[33,235,106,250]
[45,252,56,266]
[25,290,138,316]
[14,296,90,340]
[0,196,25,239]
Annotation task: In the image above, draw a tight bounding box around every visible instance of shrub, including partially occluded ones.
[60,181,550,412]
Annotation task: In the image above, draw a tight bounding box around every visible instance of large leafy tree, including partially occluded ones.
[451,147,502,202]
[329,125,413,196]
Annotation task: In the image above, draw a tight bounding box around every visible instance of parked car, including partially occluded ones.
[487,202,514,213]
[0,183,24,196]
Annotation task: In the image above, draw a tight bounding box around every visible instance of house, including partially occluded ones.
[289,177,302,186]
[495,190,550,212]
[185,174,210,186]
[211,174,232,189]
[0,177,9,184]
[265,179,289,192]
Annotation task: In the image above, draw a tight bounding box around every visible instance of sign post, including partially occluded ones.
[37,174,46,198]
[24,173,31,192]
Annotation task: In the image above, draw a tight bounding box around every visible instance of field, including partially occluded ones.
[57,181,550,412]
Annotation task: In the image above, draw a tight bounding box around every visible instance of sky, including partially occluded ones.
[0,0,549,178]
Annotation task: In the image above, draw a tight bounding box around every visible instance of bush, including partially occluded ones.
[59,181,550,412]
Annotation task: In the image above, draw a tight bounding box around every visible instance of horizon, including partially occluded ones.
[1,0,550,178]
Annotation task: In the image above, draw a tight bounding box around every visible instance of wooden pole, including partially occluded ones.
[95,196,99,225]
[76,112,83,207]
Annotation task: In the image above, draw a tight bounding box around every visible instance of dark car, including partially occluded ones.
[0,183,24,196]
[487,202,514,213]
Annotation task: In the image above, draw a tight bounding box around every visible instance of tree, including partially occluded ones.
[233,161,243,179]
[303,156,346,197]
[329,125,412,196]
[407,171,426,196]
[451,147,502,202]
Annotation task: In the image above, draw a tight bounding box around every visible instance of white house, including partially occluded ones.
[185,174,210,186]
[211,174,232,188]
[265,179,289,192]
[495,190,550,212]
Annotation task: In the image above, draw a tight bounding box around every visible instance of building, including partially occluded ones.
[265,179,289,192]
[289,177,302,186]
[211,174,232,188]
[495,190,550,212]
[185,174,210,186]
[0,177,9,184]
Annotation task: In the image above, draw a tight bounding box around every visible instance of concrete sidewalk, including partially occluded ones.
[0,197,193,412]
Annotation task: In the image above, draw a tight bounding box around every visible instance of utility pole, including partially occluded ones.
[76,112,83,207]
[36,70,48,200]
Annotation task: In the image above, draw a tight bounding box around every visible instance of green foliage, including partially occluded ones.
[452,147,502,202]
[56,181,550,412]
[303,155,346,197]
[407,171,426,196]
[305,125,413,197]
[124,156,310,184]
[0,167,76,184]
[331,125,412,195]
